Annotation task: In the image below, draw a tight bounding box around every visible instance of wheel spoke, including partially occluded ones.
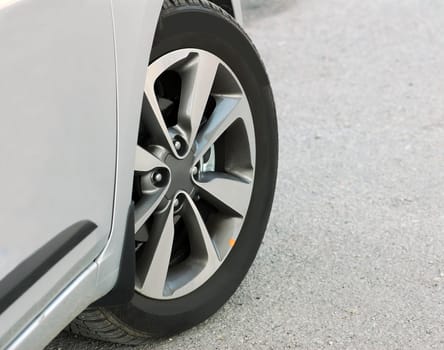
[143,50,192,153]
[140,93,174,152]
[134,145,167,173]
[164,194,222,297]
[136,203,175,298]
[193,96,249,163]
[194,172,252,217]
[178,52,219,148]
[134,192,166,232]
[182,193,221,264]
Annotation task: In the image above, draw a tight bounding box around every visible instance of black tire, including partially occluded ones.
[69,0,278,345]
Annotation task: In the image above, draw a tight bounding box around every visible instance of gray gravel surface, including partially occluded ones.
[47,0,444,349]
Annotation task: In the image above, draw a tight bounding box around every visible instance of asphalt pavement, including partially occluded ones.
[47,0,444,348]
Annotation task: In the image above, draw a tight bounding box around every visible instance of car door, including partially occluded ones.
[0,0,116,342]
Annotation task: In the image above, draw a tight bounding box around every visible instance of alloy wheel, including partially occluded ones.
[133,49,255,300]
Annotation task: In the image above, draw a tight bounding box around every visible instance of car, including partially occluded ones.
[0,0,278,348]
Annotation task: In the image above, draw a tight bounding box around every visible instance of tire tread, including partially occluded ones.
[68,307,150,345]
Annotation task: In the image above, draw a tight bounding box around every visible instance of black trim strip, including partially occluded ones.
[0,220,97,314]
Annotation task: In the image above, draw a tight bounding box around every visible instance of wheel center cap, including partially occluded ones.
[163,152,195,200]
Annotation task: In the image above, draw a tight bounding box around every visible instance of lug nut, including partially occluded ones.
[173,198,180,208]
[153,172,163,183]
[192,166,198,176]
[174,140,182,151]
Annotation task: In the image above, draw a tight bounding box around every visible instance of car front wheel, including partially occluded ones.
[69,0,278,344]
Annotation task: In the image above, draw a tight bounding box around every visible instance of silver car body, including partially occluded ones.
[0,0,242,348]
